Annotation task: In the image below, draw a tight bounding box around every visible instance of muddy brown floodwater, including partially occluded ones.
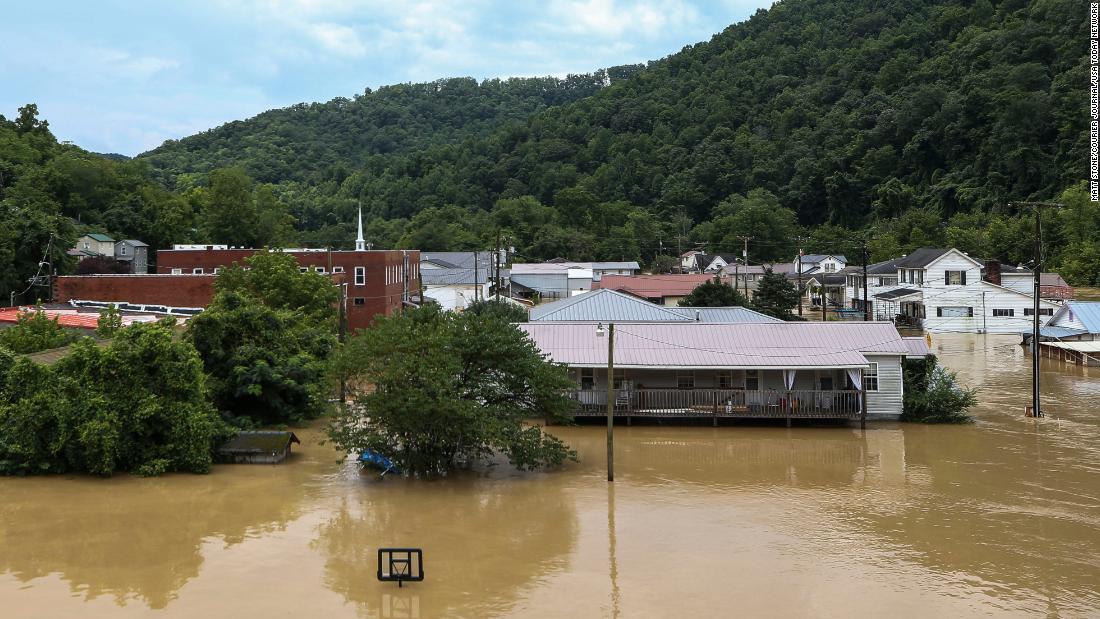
[2,333,1100,617]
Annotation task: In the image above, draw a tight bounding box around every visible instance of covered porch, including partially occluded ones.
[566,367,867,423]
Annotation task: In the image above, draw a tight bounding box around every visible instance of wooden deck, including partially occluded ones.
[567,388,863,421]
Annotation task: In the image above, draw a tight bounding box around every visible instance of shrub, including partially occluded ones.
[902,355,976,423]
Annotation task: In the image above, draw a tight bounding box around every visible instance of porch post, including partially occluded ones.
[860,368,867,429]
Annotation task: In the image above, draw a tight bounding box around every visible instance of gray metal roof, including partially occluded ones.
[530,289,689,321]
[421,251,494,270]
[874,288,922,300]
[529,289,783,323]
[665,306,782,323]
[801,254,846,264]
[421,268,489,285]
[117,239,148,247]
[866,259,900,275]
[518,322,909,369]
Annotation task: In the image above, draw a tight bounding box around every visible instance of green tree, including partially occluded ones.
[197,167,257,246]
[901,356,976,423]
[678,277,749,307]
[0,321,227,476]
[752,268,800,320]
[214,250,339,326]
[187,291,335,426]
[0,306,79,353]
[327,305,575,476]
[95,304,122,338]
[465,298,529,322]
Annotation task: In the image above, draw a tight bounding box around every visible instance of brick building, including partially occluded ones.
[54,210,421,332]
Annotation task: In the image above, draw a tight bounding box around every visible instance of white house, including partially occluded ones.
[420,268,490,311]
[1027,300,1100,367]
[861,248,1058,333]
[795,254,847,275]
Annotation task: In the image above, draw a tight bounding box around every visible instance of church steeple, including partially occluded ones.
[355,202,366,251]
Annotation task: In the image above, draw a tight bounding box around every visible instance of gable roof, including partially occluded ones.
[421,252,493,271]
[666,306,782,323]
[866,258,901,275]
[83,233,114,242]
[118,239,148,247]
[801,254,846,264]
[893,248,950,268]
[530,288,690,321]
[1063,301,1100,332]
[518,322,910,369]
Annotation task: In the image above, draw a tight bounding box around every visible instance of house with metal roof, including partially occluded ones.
[421,268,492,311]
[528,288,780,323]
[594,274,716,306]
[71,233,116,261]
[1027,301,1100,366]
[114,240,149,273]
[519,321,916,422]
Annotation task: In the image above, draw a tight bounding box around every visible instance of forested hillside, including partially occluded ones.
[3,0,1097,299]
[142,70,643,188]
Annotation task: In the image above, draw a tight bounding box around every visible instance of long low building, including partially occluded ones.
[529,288,780,323]
[520,321,919,422]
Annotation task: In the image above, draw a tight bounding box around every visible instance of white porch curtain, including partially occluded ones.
[846,368,863,412]
[783,369,796,391]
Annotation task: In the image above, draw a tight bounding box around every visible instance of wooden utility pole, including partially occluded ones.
[1011,201,1064,419]
[862,241,870,321]
[494,230,502,299]
[605,323,615,482]
[473,249,480,302]
[737,236,753,298]
[795,238,805,316]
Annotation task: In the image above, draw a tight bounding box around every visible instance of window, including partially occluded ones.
[677,371,695,390]
[824,263,835,272]
[353,297,365,306]
[745,369,759,391]
[315,267,326,274]
[911,269,924,285]
[213,268,222,274]
[880,276,898,286]
[613,370,627,390]
[333,266,344,273]
[718,372,733,389]
[83,241,90,249]
[120,245,128,255]
[192,268,204,274]
[864,363,879,392]
[820,376,834,391]
[171,268,183,275]
[580,368,595,390]
[937,306,973,317]
[354,267,365,286]
[993,308,1014,317]
[299,267,308,273]
[945,270,966,285]
[1024,308,1054,316]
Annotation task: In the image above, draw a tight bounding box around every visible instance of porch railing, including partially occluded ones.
[566,388,862,419]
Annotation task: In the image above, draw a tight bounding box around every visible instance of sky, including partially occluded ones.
[1,1,774,156]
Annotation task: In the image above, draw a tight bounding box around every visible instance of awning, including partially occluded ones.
[1042,341,1100,353]
[874,288,922,301]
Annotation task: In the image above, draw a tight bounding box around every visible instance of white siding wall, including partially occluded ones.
[423,284,485,311]
[999,273,1034,295]
[920,252,1056,334]
[865,355,903,420]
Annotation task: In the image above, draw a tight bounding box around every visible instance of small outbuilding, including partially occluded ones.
[217,431,301,464]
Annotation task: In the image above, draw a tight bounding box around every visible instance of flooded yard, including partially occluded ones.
[1,333,1099,617]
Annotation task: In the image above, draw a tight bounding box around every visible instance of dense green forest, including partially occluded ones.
[1,0,1096,306]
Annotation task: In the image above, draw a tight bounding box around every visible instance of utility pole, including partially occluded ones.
[737,236,753,298]
[599,322,616,482]
[795,238,806,317]
[473,249,480,302]
[1011,201,1064,419]
[862,240,870,321]
[494,230,502,300]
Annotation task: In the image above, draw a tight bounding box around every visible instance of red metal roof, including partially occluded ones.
[595,274,716,298]
[0,307,161,330]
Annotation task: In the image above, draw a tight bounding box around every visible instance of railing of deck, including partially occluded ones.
[566,388,862,419]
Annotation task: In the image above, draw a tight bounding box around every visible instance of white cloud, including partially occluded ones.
[305,22,368,57]
[547,0,700,38]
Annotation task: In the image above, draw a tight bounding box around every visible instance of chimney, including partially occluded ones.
[984,260,1001,286]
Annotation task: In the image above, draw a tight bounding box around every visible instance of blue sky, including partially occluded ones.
[1,1,773,156]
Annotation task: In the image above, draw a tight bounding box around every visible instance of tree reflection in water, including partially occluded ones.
[312,471,578,618]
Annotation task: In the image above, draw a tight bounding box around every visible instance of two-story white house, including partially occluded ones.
[795,254,847,275]
[864,248,1059,333]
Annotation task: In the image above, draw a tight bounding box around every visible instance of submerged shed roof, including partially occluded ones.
[518,322,909,369]
[218,431,300,455]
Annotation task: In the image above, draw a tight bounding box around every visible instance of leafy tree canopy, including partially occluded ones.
[327,305,575,476]
[0,306,80,353]
[752,269,801,320]
[678,277,750,308]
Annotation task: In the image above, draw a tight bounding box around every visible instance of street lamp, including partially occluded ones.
[596,322,615,482]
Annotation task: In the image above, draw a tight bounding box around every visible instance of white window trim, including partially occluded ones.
[333,266,345,273]
[354,266,366,286]
[171,268,183,275]
[864,362,879,392]
[192,268,204,274]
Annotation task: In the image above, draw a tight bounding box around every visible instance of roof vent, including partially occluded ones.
[695,309,701,322]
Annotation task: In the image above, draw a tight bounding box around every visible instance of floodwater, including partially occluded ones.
[2,333,1099,618]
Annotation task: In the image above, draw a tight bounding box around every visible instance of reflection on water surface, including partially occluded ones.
[1,334,1098,617]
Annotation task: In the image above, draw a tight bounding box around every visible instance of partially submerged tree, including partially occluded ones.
[902,355,976,423]
[0,321,227,476]
[678,276,749,308]
[327,305,575,476]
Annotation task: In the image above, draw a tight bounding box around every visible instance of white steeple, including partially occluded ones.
[355,202,366,251]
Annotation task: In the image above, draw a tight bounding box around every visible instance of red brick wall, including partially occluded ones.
[55,275,216,308]
[155,248,421,331]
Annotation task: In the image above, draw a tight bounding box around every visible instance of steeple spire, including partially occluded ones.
[355,201,366,251]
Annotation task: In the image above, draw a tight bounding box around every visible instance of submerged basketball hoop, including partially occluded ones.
[378,548,424,587]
